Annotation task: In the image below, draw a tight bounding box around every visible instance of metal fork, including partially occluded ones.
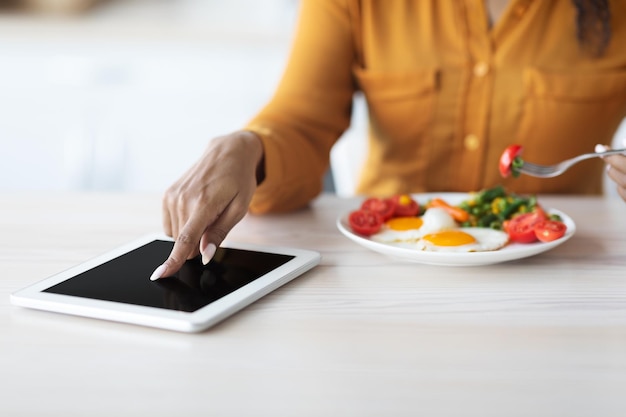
[519,148,626,178]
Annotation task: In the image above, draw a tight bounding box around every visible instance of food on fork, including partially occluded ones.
[501,144,626,178]
[346,186,568,252]
[499,144,525,178]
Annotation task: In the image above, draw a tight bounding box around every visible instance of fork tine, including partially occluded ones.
[520,161,552,172]
[519,161,558,177]
[520,161,540,169]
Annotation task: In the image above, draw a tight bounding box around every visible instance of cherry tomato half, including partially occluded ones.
[506,212,545,243]
[348,209,383,236]
[534,220,567,242]
[361,197,397,221]
[533,204,547,220]
[499,144,524,178]
[391,194,420,217]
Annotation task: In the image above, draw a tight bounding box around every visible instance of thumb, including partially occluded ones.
[197,201,247,265]
[200,234,218,265]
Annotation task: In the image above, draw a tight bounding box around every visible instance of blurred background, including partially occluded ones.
[0,0,623,197]
[0,0,314,193]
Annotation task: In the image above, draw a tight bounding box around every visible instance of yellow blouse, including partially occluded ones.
[246,0,626,213]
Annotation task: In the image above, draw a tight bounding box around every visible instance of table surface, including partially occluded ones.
[1,192,626,416]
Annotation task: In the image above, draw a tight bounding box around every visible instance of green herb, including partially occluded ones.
[458,186,537,229]
[511,156,524,178]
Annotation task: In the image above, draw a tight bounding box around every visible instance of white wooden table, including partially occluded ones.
[1,192,626,416]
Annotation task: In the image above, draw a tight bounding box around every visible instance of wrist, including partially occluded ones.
[241,130,266,185]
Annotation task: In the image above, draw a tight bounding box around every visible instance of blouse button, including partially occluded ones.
[473,62,489,77]
[464,134,480,151]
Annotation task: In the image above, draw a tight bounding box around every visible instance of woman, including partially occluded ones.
[150,0,626,281]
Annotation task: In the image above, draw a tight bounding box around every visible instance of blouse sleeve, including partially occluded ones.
[245,0,356,214]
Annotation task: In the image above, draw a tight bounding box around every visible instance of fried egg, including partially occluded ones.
[415,227,509,252]
[419,207,458,234]
[370,207,457,244]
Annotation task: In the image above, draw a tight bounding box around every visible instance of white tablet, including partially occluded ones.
[11,234,321,333]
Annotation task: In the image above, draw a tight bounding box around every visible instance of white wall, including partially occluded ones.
[0,0,298,192]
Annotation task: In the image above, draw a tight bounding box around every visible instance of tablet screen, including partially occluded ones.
[43,240,294,312]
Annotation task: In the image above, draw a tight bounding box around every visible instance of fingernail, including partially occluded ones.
[201,243,217,265]
[595,144,609,153]
[149,263,167,281]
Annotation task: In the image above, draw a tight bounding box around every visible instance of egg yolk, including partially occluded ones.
[385,216,423,231]
[422,230,476,246]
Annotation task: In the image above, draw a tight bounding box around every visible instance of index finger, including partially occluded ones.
[149,215,207,281]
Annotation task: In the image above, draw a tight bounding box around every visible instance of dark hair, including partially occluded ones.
[572,0,612,56]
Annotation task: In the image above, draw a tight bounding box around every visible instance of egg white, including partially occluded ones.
[415,227,509,253]
[370,207,458,244]
[369,220,425,244]
[419,207,458,234]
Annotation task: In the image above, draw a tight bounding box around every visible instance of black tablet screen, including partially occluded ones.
[43,240,294,312]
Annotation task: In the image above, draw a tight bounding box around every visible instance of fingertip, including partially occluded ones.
[149,263,167,281]
[595,144,610,153]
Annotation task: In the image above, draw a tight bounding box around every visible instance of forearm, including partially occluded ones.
[245,0,356,213]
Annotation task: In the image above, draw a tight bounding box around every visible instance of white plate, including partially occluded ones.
[336,193,576,266]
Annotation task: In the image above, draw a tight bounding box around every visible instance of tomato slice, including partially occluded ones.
[391,194,420,217]
[534,220,567,242]
[506,212,545,243]
[348,209,383,236]
[499,144,524,178]
[361,197,397,221]
[533,204,547,220]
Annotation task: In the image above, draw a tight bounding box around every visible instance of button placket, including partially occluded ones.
[459,0,496,188]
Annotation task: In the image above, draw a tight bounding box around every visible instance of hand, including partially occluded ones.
[596,143,626,202]
[150,130,264,281]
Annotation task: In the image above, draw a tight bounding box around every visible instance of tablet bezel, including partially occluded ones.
[10,234,321,333]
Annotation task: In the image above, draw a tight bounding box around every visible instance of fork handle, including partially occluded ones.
[595,148,626,157]
[574,148,626,164]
